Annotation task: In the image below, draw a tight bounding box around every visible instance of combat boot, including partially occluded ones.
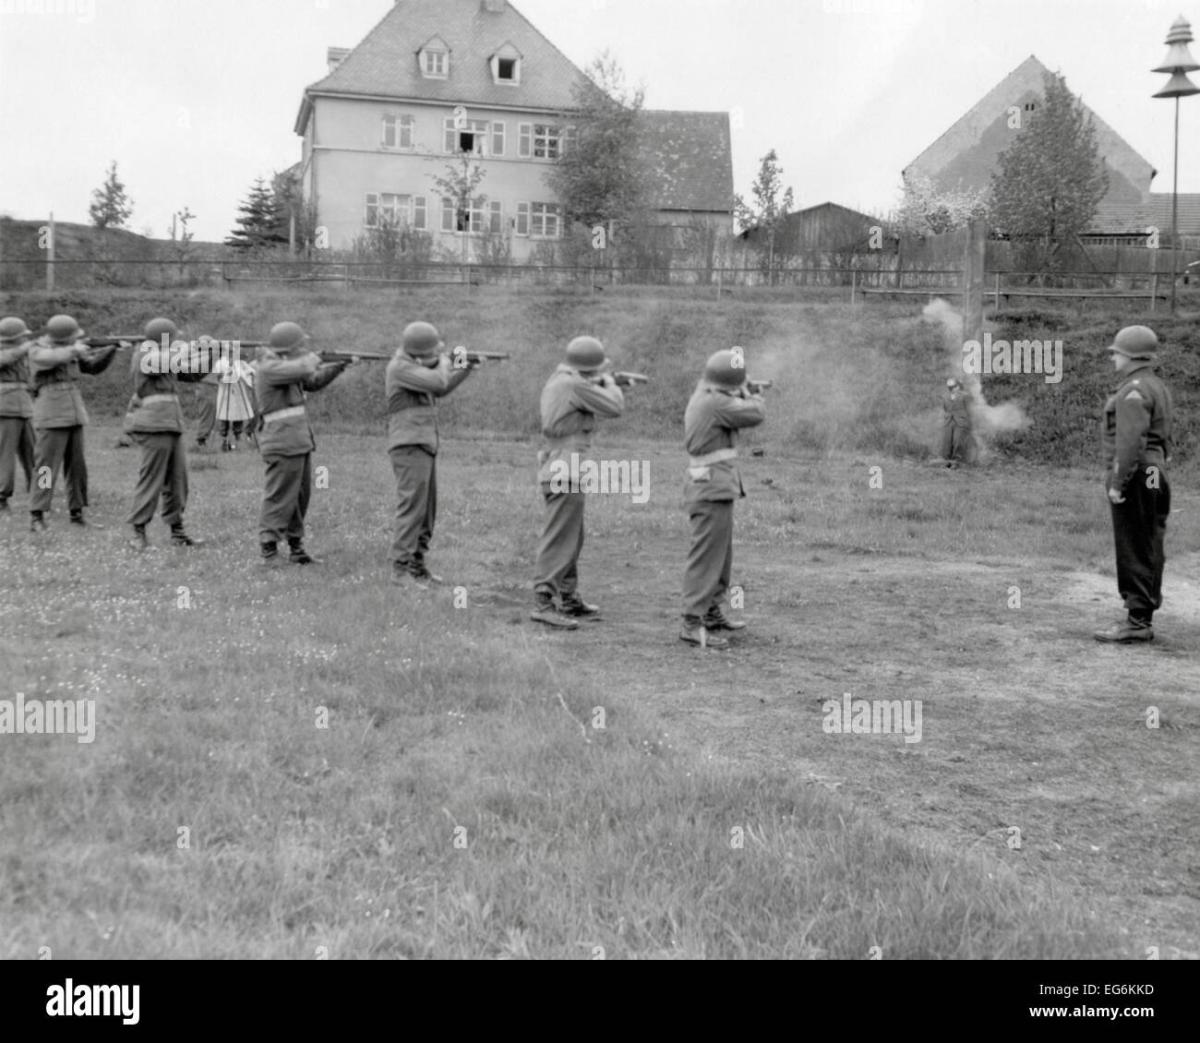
[0,500,10,515]
[129,524,148,551]
[260,541,285,568]
[1093,617,1154,643]
[680,619,728,649]
[704,606,747,631]
[30,511,47,533]
[288,539,321,565]
[530,592,579,630]
[560,593,601,618]
[170,523,204,548]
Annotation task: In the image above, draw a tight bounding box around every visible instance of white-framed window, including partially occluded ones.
[532,123,561,160]
[381,114,414,150]
[515,202,530,236]
[365,193,427,231]
[491,55,521,84]
[518,123,532,158]
[441,196,487,234]
[444,118,490,155]
[491,121,506,157]
[530,202,561,238]
[421,49,448,78]
[488,201,503,234]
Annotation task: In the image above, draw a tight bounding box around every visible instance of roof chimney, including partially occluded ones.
[327,47,351,73]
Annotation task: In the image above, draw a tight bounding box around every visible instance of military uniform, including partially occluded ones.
[385,351,472,579]
[1100,352,1172,638]
[681,374,765,640]
[254,345,348,561]
[532,364,624,612]
[29,331,117,523]
[0,334,35,509]
[940,383,975,464]
[194,371,218,447]
[125,332,210,543]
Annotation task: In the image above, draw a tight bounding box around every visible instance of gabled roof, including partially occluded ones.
[635,111,733,213]
[296,0,586,130]
[904,56,1156,203]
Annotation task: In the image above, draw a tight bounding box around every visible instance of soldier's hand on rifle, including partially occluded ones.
[1107,486,1126,505]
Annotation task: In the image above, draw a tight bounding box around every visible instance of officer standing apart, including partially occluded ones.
[530,336,624,630]
[29,314,120,532]
[254,322,353,567]
[1094,325,1173,644]
[0,317,37,515]
[680,348,766,649]
[940,377,976,466]
[385,321,475,587]
[125,317,212,550]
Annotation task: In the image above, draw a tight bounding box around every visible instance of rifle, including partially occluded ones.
[452,347,510,367]
[79,335,143,348]
[747,379,774,394]
[613,371,649,387]
[317,350,392,364]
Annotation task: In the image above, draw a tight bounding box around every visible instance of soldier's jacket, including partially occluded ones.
[28,338,117,428]
[385,353,472,455]
[1102,361,1173,492]
[0,342,33,419]
[536,364,624,485]
[683,381,766,504]
[943,389,972,429]
[254,350,346,457]
[124,340,211,434]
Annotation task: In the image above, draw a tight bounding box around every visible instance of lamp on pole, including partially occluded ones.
[1152,16,1200,314]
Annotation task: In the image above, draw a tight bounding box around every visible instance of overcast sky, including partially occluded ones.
[2,0,1198,241]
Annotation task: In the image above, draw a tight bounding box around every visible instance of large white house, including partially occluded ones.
[293,0,733,260]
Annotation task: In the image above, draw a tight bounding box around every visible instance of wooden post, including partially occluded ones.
[46,211,55,293]
[716,266,722,301]
[962,219,986,347]
[850,267,857,305]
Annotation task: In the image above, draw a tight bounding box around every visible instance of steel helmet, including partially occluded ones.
[402,321,442,358]
[947,377,961,389]
[46,314,84,344]
[0,317,31,343]
[1107,325,1158,360]
[144,317,178,343]
[565,336,606,371]
[269,321,308,350]
[704,348,748,389]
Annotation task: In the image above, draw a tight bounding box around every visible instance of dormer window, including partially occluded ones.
[490,42,522,85]
[419,36,450,79]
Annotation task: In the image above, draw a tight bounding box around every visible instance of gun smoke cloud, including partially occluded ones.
[922,299,1029,451]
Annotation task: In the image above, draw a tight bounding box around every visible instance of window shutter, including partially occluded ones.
[444,119,457,154]
[518,123,532,158]
[491,121,505,157]
[401,116,414,149]
[441,198,455,233]
[489,201,503,234]
[516,202,530,236]
[381,117,393,148]
[414,196,427,231]
[365,194,379,228]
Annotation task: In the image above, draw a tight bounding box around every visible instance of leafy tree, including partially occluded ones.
[89,161,134,229]
[430,155,487,264]
[226,177,287,251]
[894,173,989,236]
[735,150,795,279]
[547,52,648,236]
[990,72,1108,273]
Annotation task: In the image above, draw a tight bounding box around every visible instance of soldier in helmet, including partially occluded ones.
[254,321,353,566]
[124,318,213,550]
[1094,325,1173,643]
[385,321,475,586]
[28,314,121,531]
[0,317,37,515]
[680,348,766,648]
[940,377,975,466]
[530,336,625,630]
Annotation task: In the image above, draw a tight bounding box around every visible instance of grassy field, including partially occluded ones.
[1,417,1197,959]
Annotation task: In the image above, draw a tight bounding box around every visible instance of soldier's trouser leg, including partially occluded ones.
[195,391,216,443]
[259,453,308,545]
[389,446,435,566]
[0,417,23,502]
[1111,469,1170,622]
[31,427,76,513]
[129,433,188,528]
[682,500,734,623]
[62,425,88,511]
[533,490,586,598]
[19,419,35,491]
[940,424,954,459]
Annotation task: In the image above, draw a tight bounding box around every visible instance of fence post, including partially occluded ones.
[46,211,55,293]
[962,219,986,348]
[850,267,857,305]
[717,266,722,301]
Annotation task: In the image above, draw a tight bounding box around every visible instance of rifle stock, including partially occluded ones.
[453,347,510,365]
[747,379,773,393]
[318,350,392,363]
[613,371,649,387]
